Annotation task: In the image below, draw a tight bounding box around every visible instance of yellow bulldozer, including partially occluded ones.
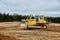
[20,14,48,29]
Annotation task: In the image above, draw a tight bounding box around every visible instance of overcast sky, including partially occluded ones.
[0,0,60,16]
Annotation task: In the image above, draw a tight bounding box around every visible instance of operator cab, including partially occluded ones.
[36,15,44,21]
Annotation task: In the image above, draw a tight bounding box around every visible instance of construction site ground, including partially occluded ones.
[0,22,60,40]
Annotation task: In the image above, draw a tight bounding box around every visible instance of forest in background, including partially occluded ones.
[0,13,60,23]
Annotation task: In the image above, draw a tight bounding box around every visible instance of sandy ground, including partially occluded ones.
[0,34,18,40]
[0,22,60,40]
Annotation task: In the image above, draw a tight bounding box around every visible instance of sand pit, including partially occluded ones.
[0,34,18,40]
[0,22,20,27]
[0,22,60,40]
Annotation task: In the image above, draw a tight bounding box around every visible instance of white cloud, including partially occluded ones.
[0,0,60,16]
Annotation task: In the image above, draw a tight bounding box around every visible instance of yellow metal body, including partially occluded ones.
[26,15,46,26]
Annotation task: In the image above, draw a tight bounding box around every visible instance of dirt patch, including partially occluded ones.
[0,22,20,27]
[0,22,60,40]
[47,23,60,32]
[0,34,18,40]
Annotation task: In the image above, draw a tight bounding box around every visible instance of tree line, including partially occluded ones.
[46,17,60,23]
[0,13,28,22]
[0,13,60,23]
